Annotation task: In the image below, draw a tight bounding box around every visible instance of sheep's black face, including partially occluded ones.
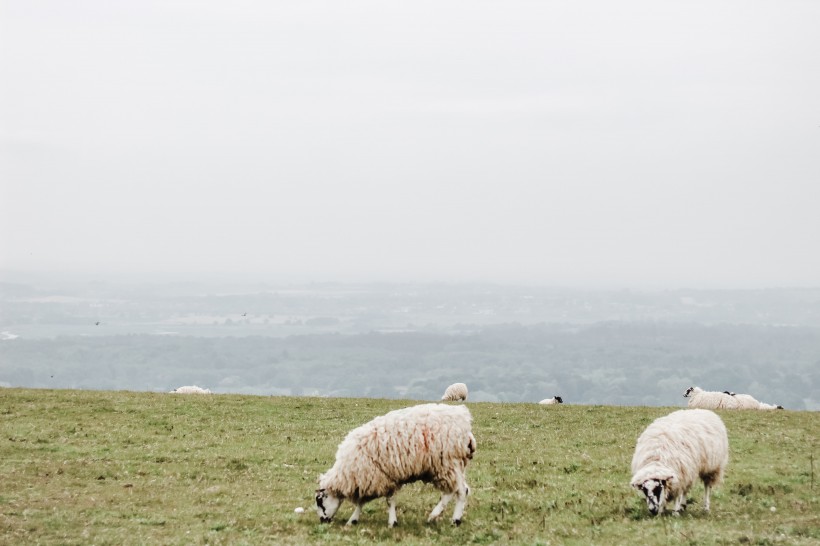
[314,489,341,523]
[554,396,563,404]
[637,479,666,516]
[683,387,694,398]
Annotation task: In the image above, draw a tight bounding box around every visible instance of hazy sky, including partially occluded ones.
[2,1,819,288]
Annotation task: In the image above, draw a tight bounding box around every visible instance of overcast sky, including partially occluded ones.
[1,1,819,288]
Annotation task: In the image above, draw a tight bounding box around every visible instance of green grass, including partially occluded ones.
[0,389,817,545]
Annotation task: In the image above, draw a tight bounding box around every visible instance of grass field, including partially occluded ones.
[0,389,817,545]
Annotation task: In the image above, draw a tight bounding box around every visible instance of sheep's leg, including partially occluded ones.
[346,502,363,526]
[703,484,711,513]
[450,479,469,526]
[386,495,398,527]
[672,493,684,515]
[427,492,454,522]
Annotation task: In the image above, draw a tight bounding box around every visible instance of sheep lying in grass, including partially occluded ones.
[631,409,729,516]
[723,391,784,410]
[315,403,476,527]
[169,385,212,394]
[538,396,564,405]
[441,382,468,402]
[683,386,739,409]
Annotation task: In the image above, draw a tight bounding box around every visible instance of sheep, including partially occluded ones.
[683,386,740,410]
[314,403,476,527]
[538,396,564,405]
[169,385,212,394]
[630,408,729,516]
[441,382,468,402]
[723,391,784,410]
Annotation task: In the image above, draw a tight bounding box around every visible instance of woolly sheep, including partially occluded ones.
[723,391,784,410]
[169,385,212,394]
[631,408,729,516]
[538,396,564,405]
[683,386,739,410]
[441,382,468,402]
[315,403,476,527]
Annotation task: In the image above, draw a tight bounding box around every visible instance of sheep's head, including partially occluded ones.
[634,478,671,516]
[314,488,342,523]
[683,387,696,398]
[554,396,564,404]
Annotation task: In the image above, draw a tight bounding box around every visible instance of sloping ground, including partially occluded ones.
[0,388,817,545]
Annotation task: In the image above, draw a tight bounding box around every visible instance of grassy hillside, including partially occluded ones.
[0,389,817,545]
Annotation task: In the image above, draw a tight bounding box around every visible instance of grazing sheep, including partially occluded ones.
[538,396,564,405]
[441,382,469,402]
[315,403,476,527]
[723,391,784,410]
[169,385,212,394]
[683,386,739,409]
[631,409,729,516]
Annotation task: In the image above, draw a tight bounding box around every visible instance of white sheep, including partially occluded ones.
[169,385,212,394]
[538,396,564,405]
[683,386,739,409]
[631,408,729,516]
[441,382,468,402]
[315,403,476,527]
[723,391,784,410]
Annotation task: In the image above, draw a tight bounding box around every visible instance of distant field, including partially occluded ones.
[0,389,817,545]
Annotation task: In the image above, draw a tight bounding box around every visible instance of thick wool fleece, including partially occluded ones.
[441,383,469,402]
[631,409,729,506]
[686,387,740,410]
[319,403,475,500]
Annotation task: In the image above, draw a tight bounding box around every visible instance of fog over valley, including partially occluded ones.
[1,277,818,410]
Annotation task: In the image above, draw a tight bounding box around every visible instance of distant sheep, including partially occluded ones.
[441,382,468,402]
[631,408,729,516]
[723,391,784,410]
[683,386,739,410]
[169,385,212,394]
[315,403,476,527]
[538,396,564,405]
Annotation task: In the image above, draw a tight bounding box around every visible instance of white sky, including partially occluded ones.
[2,1,819,288]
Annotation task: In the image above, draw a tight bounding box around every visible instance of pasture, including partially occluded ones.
[0,389,817,545]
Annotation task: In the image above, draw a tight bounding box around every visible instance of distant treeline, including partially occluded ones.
[1,322,818,409]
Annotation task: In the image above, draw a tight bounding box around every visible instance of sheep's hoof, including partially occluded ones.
[453,519,462,526]
[346,520,358,526]
[389,520,398,528]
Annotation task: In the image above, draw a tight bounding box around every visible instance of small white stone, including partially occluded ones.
[770,506,776,513]
[294,507,305,514]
